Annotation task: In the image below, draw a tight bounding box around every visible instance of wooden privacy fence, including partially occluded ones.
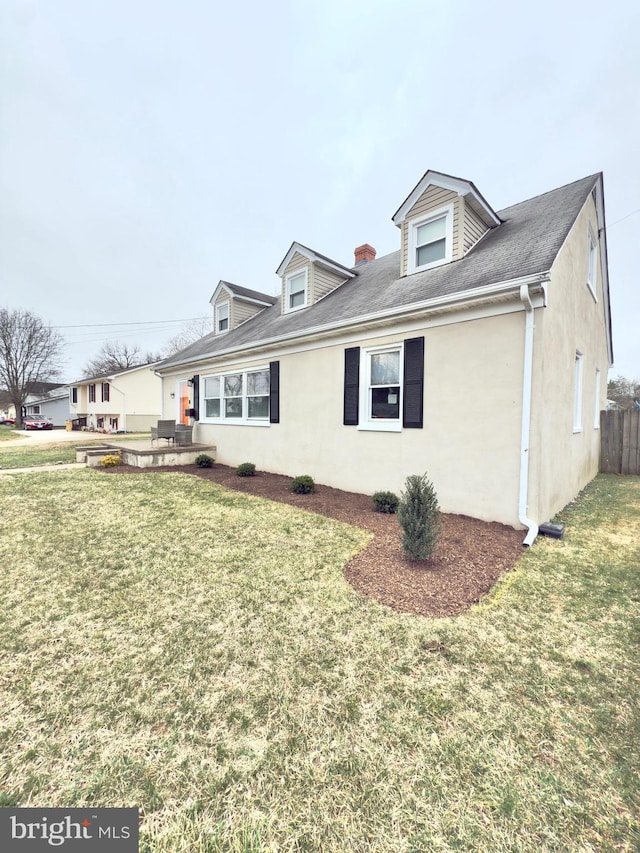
[600,409,640,474]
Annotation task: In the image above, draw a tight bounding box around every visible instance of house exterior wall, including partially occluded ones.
[26,395,71,426]
[169,309,526,527]
[70,367,162,431]
[528,196,609,523]
[313,266,348,302]
[463,201,489,252]
[233,299,263,327]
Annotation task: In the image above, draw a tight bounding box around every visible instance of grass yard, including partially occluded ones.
[0,434,144,469]
[0,470,638,852]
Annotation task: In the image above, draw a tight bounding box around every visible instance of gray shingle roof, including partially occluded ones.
[159,173,600,371]
[218,282,277,305]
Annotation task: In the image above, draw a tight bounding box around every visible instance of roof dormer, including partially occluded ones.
[209,281,277,336]
[392,170,501,277]
[276,242,356,314]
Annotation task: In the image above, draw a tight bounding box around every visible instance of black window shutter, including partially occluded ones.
[343,347,360,425]
[192,375,200,420]
[403,337,424,429]
[269,361,280,423]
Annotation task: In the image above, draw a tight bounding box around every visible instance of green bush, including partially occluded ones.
[236,462,256,477]
[397,473,441,560]
[291,474,315,494]
[195,454,214,468]
[372,490,400,514]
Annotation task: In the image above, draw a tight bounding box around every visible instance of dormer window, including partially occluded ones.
[285,269,308,312]
[409,204,453,273]
[216,301,229,333]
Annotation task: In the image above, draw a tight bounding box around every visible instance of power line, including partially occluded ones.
[53,316,208,330]
[607,208,640,228]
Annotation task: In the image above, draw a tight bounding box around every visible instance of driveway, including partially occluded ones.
[5,429,145,447]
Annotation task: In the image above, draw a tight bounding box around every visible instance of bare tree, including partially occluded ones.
[82,341,146,377]
[163,316,213,356]
[607,374,640,409]
[0,308,65,428]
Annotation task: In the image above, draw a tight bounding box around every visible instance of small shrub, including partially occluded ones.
[291,474,315,494]
[397,473,441,560]
[372,490,399,514]
[236,462,256,477]
[195,454,214,468]
[100,452,122,468]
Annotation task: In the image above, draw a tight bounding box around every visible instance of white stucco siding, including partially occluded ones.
[189,310,525,527]
[528,195,609,523]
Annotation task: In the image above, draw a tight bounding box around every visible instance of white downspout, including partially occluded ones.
[519,284,538,546]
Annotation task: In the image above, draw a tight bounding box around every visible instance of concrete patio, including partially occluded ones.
[77,438,217,469]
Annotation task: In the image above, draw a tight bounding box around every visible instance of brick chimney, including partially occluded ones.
[354,243,376,265]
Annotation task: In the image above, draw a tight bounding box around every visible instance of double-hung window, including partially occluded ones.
[409,205,453,273]
[88,384,96,403]
[203,367,270,423]
[361,345,403,431]
[101,383,110,402]
[285,269,308,312]
[216,301,229,333]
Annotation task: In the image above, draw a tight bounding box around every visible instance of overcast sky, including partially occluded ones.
[1,0,638,382]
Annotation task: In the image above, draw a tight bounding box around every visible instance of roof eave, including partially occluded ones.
[156,272,550,374]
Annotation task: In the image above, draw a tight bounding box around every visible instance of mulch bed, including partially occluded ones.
[113,464,525,618]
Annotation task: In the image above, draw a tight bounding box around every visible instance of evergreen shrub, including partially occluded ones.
[195,454,214,468]
[372,490,400,514]
[291,475,315,494]
[397,473,441,560]
[236,462,256,477]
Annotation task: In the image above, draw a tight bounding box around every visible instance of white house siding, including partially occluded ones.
[528,194,609,524]
[400,186,460,275]
[70,366,162,432]
[186,308,526,527]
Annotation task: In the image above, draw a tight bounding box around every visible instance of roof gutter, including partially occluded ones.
[157,272,550,374]
[518,283,540,546]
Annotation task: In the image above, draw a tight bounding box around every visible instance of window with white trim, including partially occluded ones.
[285,269,308,312]
[587,229,598,301]
[216,301,229,334]
[359,344,403,431]
[408,205,453,273]
[202,368,270,423]
[573,351,584,432]
[593,368,601,429]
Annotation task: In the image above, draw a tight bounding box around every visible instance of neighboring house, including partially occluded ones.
[24,384,72,427]
[2,382,67,424]
[69,362,163,432]
[156,169,613,542]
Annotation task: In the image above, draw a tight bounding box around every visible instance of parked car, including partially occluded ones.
[22,414,53,430]
[0,416,15,425]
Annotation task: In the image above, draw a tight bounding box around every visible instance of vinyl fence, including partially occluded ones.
[600,409,640,475]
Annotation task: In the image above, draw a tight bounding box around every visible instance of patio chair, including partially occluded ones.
[150,419,176,446]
